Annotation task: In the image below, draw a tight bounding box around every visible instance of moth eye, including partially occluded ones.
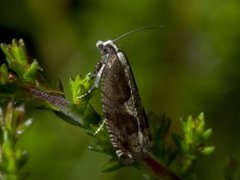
[98,45,108,55]
[102,47,108,54]
[97,43,103,51]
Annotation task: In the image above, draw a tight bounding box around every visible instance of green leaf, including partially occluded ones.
[69,74,92,105]
[88,127,114,155]
[23,59,39,81]
[101,158,123,172]
[0,64,8,84]
[195,112,205,133]
[16,149,29,169]
[14,39,28,64]
[200,146,215,155]
[0,102,31,178]
[16,118,33,138]
[0,39,40,82]
[174,113,214,175]
[202,128,213,140]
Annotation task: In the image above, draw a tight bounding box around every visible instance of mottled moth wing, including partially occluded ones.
[100,44,151,164]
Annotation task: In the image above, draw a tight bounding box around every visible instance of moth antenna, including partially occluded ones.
[112,25,165,43]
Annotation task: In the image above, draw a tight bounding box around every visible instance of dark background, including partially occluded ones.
[0,0,240,179]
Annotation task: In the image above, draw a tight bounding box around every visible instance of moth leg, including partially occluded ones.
[94,118,106,135]
[89,60,103,79]
[78,64,106,99]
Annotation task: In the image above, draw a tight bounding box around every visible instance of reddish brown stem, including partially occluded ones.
[143,155,181,180]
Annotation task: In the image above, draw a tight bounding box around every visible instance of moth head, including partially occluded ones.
[96,40,119,55]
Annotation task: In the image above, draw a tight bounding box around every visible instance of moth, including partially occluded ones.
[82,29,152,164]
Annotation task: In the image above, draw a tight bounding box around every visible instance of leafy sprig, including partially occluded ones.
[0,103,32,180]
[0,39,216,180]
[1,39,40,82]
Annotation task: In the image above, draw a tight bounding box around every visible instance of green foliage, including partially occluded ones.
[147,113,215,179]
[150,113,174,165]
[0,39,40,82]
[0,103,32,180]
[0,39,217,179]
[0,64,8,84]
[69,74,92,105]
[172,113,214,178]
[101,158,123,172]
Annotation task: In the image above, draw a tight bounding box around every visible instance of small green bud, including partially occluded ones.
[200,146,215,155]
[202,128,213,140]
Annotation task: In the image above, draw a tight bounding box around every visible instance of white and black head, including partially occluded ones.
[96,40,119,56]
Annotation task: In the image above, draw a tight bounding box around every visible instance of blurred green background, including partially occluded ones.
[0,0,240,179]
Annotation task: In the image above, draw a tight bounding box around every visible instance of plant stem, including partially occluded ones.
[143,155,181,180]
